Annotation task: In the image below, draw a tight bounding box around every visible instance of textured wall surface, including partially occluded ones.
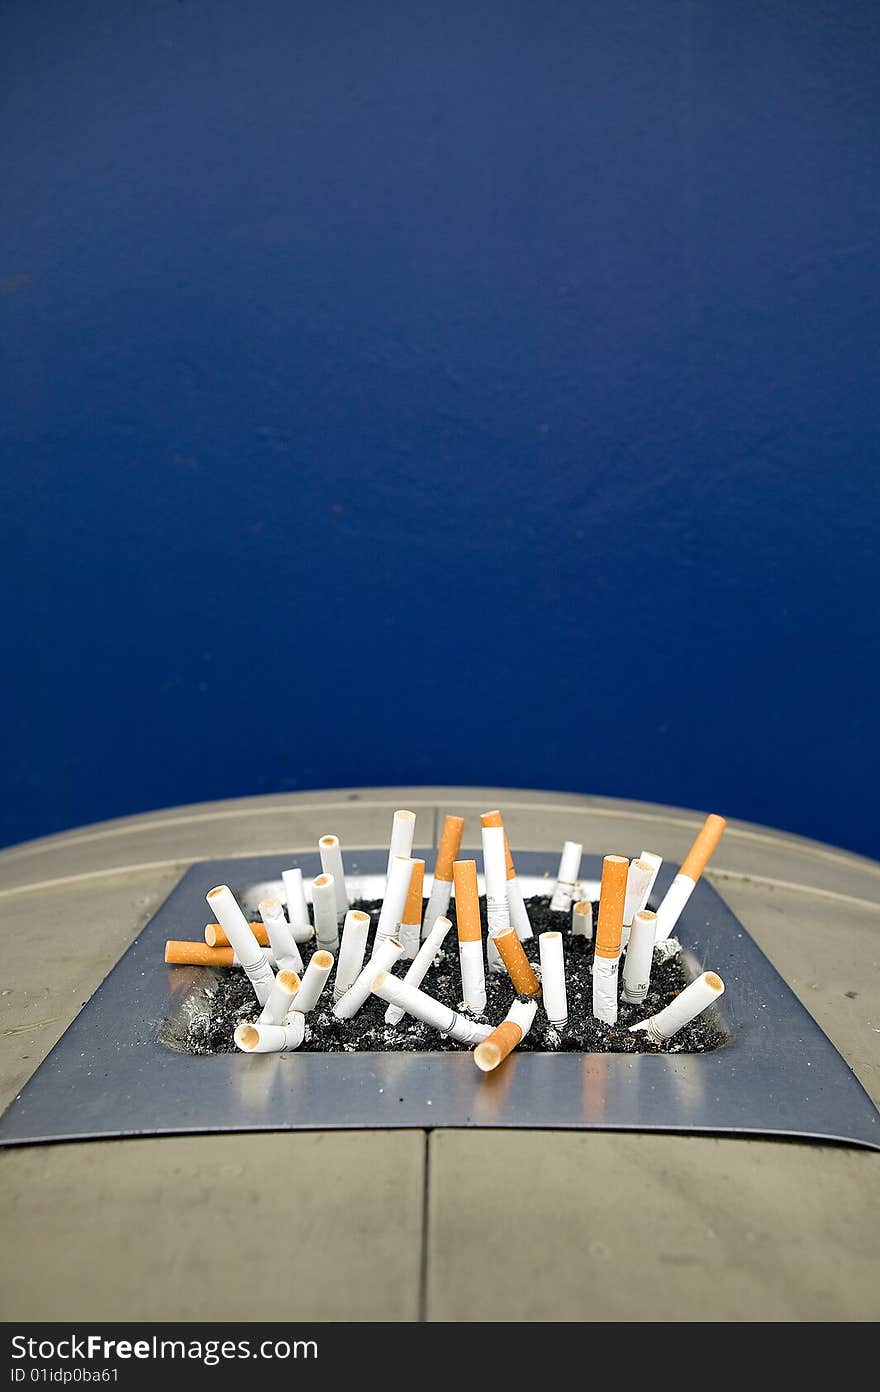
[1,1,877,854]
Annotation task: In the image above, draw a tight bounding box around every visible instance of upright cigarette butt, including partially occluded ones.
[258,896,304,974]
[481,824,510,937]
[312,873,340,951]
[654,815,726,942]
[492,927,540,996]
[372,855,415,958]
[480,809,532,939]
[473,999,538,1072]
[630,970,725,1044]
[289,950,334,1014]
[623,859,655,929]
[637,851,663,909]
[399,858,425,960]
[595,856,628,960]
[204,922,269,949]
[334,909,371,1001]
[453,858,486,1014]
[166,940,236,967]
[386,809,416,881]
[319,835,350,918]
[282,868,313,942]
[572,900,593,939]
[206,884,276,1006]
[550,841,583,914]
[259,969,302,1025]
[539,931,568,1028]
[434,815,465,883]
[680,815,726,882]
[621,910,656,1006]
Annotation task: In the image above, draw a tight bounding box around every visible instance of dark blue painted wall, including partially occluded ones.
[2,1,878,856]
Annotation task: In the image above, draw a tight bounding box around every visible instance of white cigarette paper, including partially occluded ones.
[311,873,340,951]
[458,937,487,1015]
[386,809,416,882]
[630,971,725,1043]
[289,950,334,1014]
[571,900,593,939]
[371,855,414,958]
[206,885,276,1006]
[637,851,663,910]
[258,969,301,1025]
[592,956,619,1026]
[654,874,696,942]
[623,859,655,928]
[621,910,656,1005]
[506,875,534,941]
[333,909,371,1001]
[333,937,404,1020]
[385,916,454,1025]
[538,932,568,1029]
[481,825,510,938]
[258,897,304,974]
[318,835,350,918]
[549,841,583,914]
[234,1015,306,1054]
[422,876,452,941]
[282,868,313,942]
[370,972,493,1045]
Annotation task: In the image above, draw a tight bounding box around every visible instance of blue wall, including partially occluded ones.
[2,1,878,856]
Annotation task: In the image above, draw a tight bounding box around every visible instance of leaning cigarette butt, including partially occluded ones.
[319,835,350,918]
[258,897,304,974]
[399,859,425,960]
[637,851,663,910]
[592,856,628,1025]
[311,873,340,951]
[492,927,540,996]
[205,885,276,1006]
[282,868,313,942]
[481,825,511,938]
[289,950,334,1014]
[422,815,465,940]
[474,998,538,1072]
[165,941,278,968]
[621,910,656,1006]
[234,1015,306,1054]
[370,971,492,1046]
[434,814,465,883]
[630,971,725,1044]
[385,915,454,1025]
[333,910,371,1001]
[539,931,568,1028]
[549,841,583,914]
[453,859,486,1012]
[333,937,404,1020]
[386,809,416,881]
[259,969,302,1025]
[204,921,269,948]
[372,855,415,959]
[480,810,532,939]
[623,859,655,928]
[571,900,593,939]
[654,815,726,942]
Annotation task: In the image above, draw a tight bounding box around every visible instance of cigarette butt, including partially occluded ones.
[492,927,540,996]
[572,900,593,939]
[319,834,350,918]
[370,971,492,1045]
[474,999,537,1072]
[630,970,725,1044]
[259,968,302,1025]
[386,809,416,881]
[679,814,727,883]
[312,872,340,951]
[282,868,313,941]
[434,815,465,882]
[204,922,269,948]
[290,950,334,1014]
[538,931,568,1029]
[452,860,481,942]
[621,910,656,1005]
[402,859,425,930]
[234,1015,306,1053]
[595,855,629,959]
[166,940,237,967]
[258,896,304,974]
[480,810,516,878]
[549,841,583,914]
[334,909,371,1001]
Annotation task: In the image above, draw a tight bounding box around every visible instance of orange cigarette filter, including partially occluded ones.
[403,858,426,924]
[679,814,727,883]
[452,859,482,943]
[492,928,540,996]
[595,855,629,960]
[205,922,269,949]
[434,815,465,882]
[474,1019,523,1073]
[166,940,236,967]
[480,809,516,879]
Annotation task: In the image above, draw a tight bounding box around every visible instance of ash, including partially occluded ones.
[160,897,726,1057]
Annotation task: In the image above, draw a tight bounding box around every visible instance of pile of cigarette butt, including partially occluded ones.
[164,810,728,1069]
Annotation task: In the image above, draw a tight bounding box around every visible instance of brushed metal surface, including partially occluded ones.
[1,851,877,1148]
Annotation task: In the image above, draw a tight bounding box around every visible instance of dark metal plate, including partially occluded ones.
[1,852,877,1148]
